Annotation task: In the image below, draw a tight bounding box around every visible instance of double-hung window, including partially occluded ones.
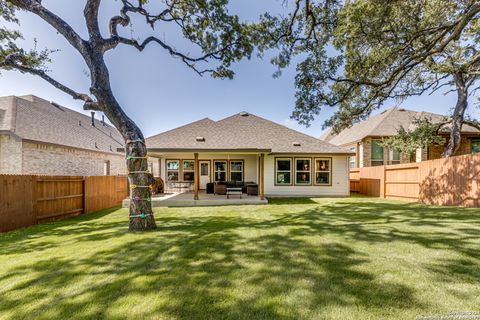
[472,139,480,153]
[230,160,244,181]
[349,146,357,168]
[371,140,384,166]
[389,149,401,165]
[295,158,311,185]
[275,158,292,185]
[166,160,180,181]
[183,160,194,181]
[214,161,227,182]
[315,158,331,185]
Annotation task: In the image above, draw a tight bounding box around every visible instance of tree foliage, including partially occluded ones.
[262,0,480,157]
[381,118,447,155]
[0,0,260,231]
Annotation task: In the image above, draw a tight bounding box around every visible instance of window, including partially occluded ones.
[389,149,401,165]
[315,158,331,185]
[371,140,384,166]
[295,158,311,185]
[149,162,154,176]
[166,160,179,181]
[103,160,110,176]
[472,139,480,153]
[214,160,227,182]
[230,160,244,181]
[275,158,292,185]
[349,146,357,169]
[183,160,194,181]
[200,163,209,176]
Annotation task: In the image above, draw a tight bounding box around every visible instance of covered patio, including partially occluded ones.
[123,190,267,207]
[147,150,268,201]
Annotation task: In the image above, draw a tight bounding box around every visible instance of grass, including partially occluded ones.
[0,197,479,319]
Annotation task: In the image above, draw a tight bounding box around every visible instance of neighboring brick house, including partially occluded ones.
[0,95,135,175]
[320,107,480,168]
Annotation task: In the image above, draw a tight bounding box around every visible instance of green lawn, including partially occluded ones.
[0,197,479,320]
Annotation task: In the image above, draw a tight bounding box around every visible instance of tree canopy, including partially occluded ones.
[263,0,480,156]
[0,0,260,231]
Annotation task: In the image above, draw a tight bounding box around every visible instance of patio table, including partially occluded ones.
[226,187,242,199]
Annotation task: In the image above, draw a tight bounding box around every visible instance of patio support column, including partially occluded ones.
[194,153,199,200]
[260,153,265,200]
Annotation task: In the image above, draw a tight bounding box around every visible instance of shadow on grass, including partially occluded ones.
[1,199,479,318]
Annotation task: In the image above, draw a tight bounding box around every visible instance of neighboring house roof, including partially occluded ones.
[0,95,124,154]
[146,112,352,154]
[321,107,480,146]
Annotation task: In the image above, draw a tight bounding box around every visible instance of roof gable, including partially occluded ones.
[323,107,480,146]
[146,112,351,154]
[0,95,124,154]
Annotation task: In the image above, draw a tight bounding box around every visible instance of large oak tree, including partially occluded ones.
[263,0,480,157]
[0,0,257,231]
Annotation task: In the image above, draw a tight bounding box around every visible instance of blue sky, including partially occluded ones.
[0,0,475,138]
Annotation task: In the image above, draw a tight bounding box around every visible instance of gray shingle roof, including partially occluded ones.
[146,112,351,154]
[321,107,480,146]
[0,95,124,154]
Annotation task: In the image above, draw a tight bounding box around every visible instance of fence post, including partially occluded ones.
[82,176,86,214]
[383,165,387,198]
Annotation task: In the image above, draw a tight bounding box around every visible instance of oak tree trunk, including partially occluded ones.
[443,73,468,158]
[126,138,156,231]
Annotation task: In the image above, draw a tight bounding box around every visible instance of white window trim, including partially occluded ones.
[166,160,180,181]
[229,160,244,181]
[182,160,195,181]
[214,160,227,182]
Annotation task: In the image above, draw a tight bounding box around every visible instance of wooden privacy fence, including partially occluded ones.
[0,175,128,232]
[350,153,480,208]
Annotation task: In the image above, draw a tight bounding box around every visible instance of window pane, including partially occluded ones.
[230,172,243,181]
[315,159,330,171]
[472,139,480,153]
[277,160,291,171]
[371,140,384,161]
[183,172,194,181]
[183,160,194,170]
[215,162,226,171]
[371,161,384,167]
[167,172,178,181]
[349,156,356,169]
[392,149,400,161]
[215,172,226,182]
[167,160,179,170]
[201,163,209,176]
[316,172,330,184]
[230,161,243,171]
[276,172,291,184]
[296,172,310,184]
[296,159,310,171]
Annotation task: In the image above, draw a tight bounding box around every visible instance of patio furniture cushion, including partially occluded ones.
[214,182,227,195]
[247,184,259,196]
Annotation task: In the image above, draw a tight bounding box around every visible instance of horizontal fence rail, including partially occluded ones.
[350,153,480,208]
[0,175,128,233]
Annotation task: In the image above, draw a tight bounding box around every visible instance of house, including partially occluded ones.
[320,107,480,168]
[0,95,134,175]
[145,112,353,200]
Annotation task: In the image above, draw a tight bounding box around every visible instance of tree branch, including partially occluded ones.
[8,0,87,56]
[1,53,99,110]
